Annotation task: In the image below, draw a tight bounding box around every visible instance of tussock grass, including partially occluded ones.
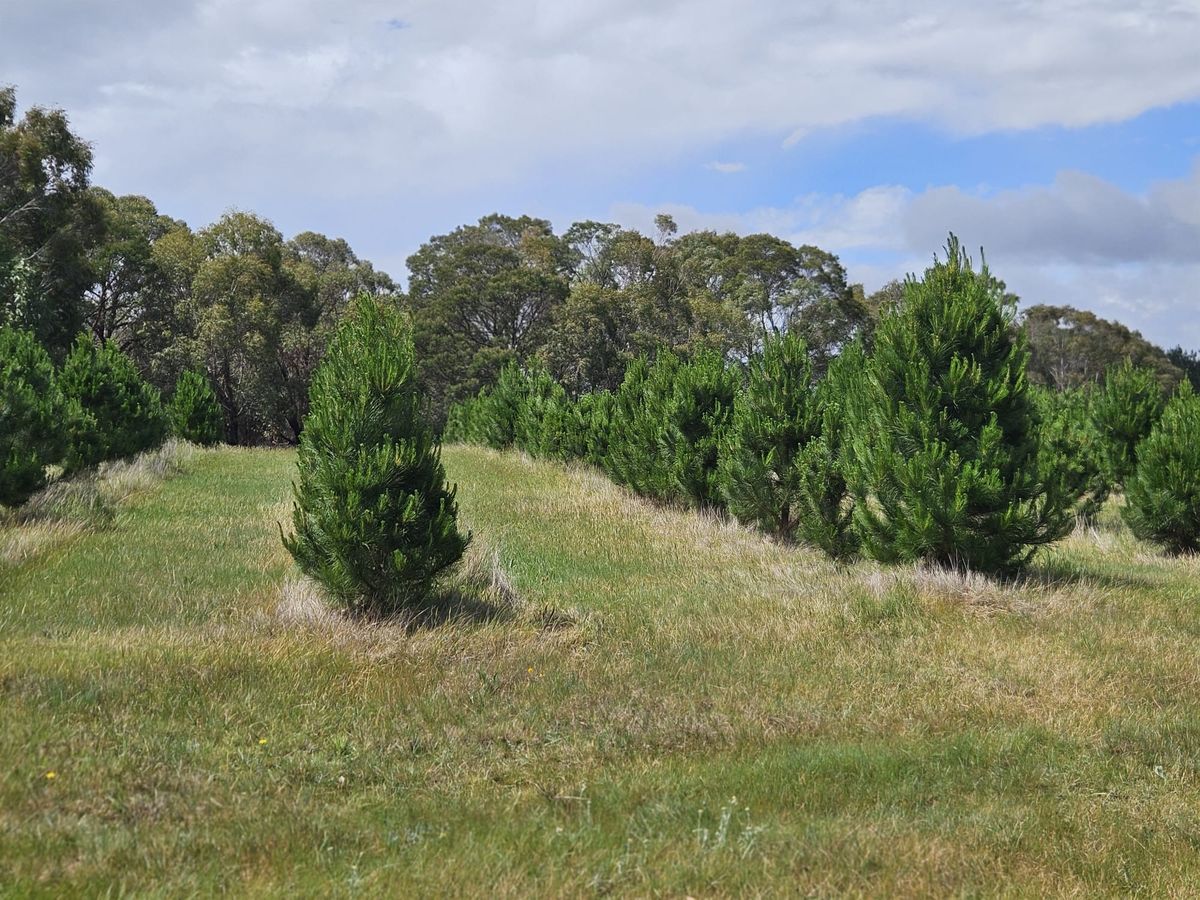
[3,443,1200,895]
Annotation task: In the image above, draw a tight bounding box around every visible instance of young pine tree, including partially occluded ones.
[792,343,862,560]
[1090,359,1166,489]
[1032,385,1109,522]
[719,330,820,539]
[661,349,737,508]
[603,355,669,497]
[168,370,223,445]
[59,334,167,471]
[578,390,615,468]
[0,326,66,507]
[476,361,532,450]
[848,238,1071,573]
[1122,384,1200,554]
[284,297,469,615]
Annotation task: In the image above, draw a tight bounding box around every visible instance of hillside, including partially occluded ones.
[3,445,1200,895]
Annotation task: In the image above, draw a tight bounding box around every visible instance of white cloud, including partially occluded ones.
[5,0,1200,200]
[705,161,747,174]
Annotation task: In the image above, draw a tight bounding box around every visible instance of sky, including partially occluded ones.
[3,0,1199,346]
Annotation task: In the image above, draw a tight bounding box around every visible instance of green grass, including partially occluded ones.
[4,445,1200,896]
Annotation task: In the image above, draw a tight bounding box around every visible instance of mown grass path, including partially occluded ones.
[3,445,1200,896]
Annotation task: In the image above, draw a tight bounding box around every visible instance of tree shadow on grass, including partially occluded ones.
[1020,557,1169,594]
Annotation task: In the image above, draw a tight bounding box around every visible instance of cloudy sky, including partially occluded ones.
[4,0,1199,345]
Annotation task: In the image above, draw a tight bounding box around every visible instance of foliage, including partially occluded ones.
[848,237,1071,573]
[0,87,100,359]
[792,344,862,559]
[1022,304,1182,391]
[1031,385,1109,522]
[1123,384,1200,554]
[0,325,66,506]
[718,330,820,538]
[168,370,223,445]
[59,334,168,471]
[602,350,735,508]
[1166,345,1200,393]
[284,296,468,615]
[1090,359,1166,488]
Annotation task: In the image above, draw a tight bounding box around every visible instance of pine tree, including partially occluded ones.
[1091,359,1165,489]
[603,355,667,496]
[168,370,223,445]
[284,296,469,615]
[661,349,737,507]
[59,334,167,471]
[602,351,735,507]
[0,326,66,507]
[476,361,532,450]
[1032,385,1109,522]
[848,237,1071,573]
[792,343,862,559]
[1122,384,1200,554]
[579,390,615,468]
[719,330,820,538]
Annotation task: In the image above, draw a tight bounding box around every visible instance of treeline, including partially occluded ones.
[446,239,1200,567]
[1,86,396,446]
[5,84,1194,453]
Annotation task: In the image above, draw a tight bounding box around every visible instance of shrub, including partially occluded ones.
[1122,384,1200,554]
[719,329,821,539]
[284,296,469,615]
[1091,359,1166,488]
[59,334,167,471]
[1032,385,1109,522]
[168,370,223,445]
[791,343,862,559]
[0,326,65,507]
[847,238,1072,573]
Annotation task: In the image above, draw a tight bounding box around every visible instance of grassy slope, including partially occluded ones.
[3,445,1200,896]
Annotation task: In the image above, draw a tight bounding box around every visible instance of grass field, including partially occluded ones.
[3,444,1200,896]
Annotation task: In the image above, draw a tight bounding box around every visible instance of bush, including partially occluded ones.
[719,330,821,539]
[1122,384,1200,554]
[1032,385,1109,522]
[59,334,167,471]
[168,370,223,445]
[847,238,1072,573]
[1091,359,1166,488]
[513,364,570,457]
[284,296,469,615]
[0,326,65,507]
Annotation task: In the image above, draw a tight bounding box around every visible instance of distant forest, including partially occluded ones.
[3,85,1196,444]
